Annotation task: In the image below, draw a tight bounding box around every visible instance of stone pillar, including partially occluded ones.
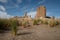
[35,6,46,19]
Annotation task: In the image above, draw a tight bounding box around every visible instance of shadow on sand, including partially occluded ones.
[17,32,32,36]
[0,28,10,33]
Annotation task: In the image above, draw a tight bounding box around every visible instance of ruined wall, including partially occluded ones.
[35,6,46,19]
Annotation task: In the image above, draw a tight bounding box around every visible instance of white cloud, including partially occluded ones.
[0,6,5,11]
[27,11,36,18]
[0,11,13,19]
[0,5,13,19]
[0,0,7,3]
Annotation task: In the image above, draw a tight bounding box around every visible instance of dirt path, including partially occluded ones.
[0,25,60,40]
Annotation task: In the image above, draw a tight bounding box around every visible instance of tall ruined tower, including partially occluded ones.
[35,6,46,19]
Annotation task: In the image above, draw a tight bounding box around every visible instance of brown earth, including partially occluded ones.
[0,24,60,40]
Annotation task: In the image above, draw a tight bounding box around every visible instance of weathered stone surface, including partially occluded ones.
[35,6,46,19]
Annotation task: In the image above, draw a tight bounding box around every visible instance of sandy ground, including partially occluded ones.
[0,24,60,40]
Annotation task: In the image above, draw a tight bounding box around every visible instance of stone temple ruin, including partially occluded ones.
[10,5,60,27]
[35,5,56,20]
[12,5,56,22]
[35,6,46,19]
[13,6,47,20]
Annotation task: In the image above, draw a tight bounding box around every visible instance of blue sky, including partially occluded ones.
[0,0,60,18]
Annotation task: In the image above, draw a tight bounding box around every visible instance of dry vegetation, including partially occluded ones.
[0,18,60,40]
[33,19,60,27]
[0,19,60,33]
[0,18,60,30]
[0,19,18,36]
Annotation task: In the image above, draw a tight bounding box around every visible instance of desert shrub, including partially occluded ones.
[0,19,11,30]
[42,20,48,24]
[33,20,39,25]
[0,18,18,36]
[19,21,22,26]
[49,21,55,27]
[22,21,29,27]
[22,21,26,26]
[37,19,41,22]
[40,20,43,24]
[10,20,17,36]
[48,20,59,27]
[55,20,60,25]
[33,20,37,25]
